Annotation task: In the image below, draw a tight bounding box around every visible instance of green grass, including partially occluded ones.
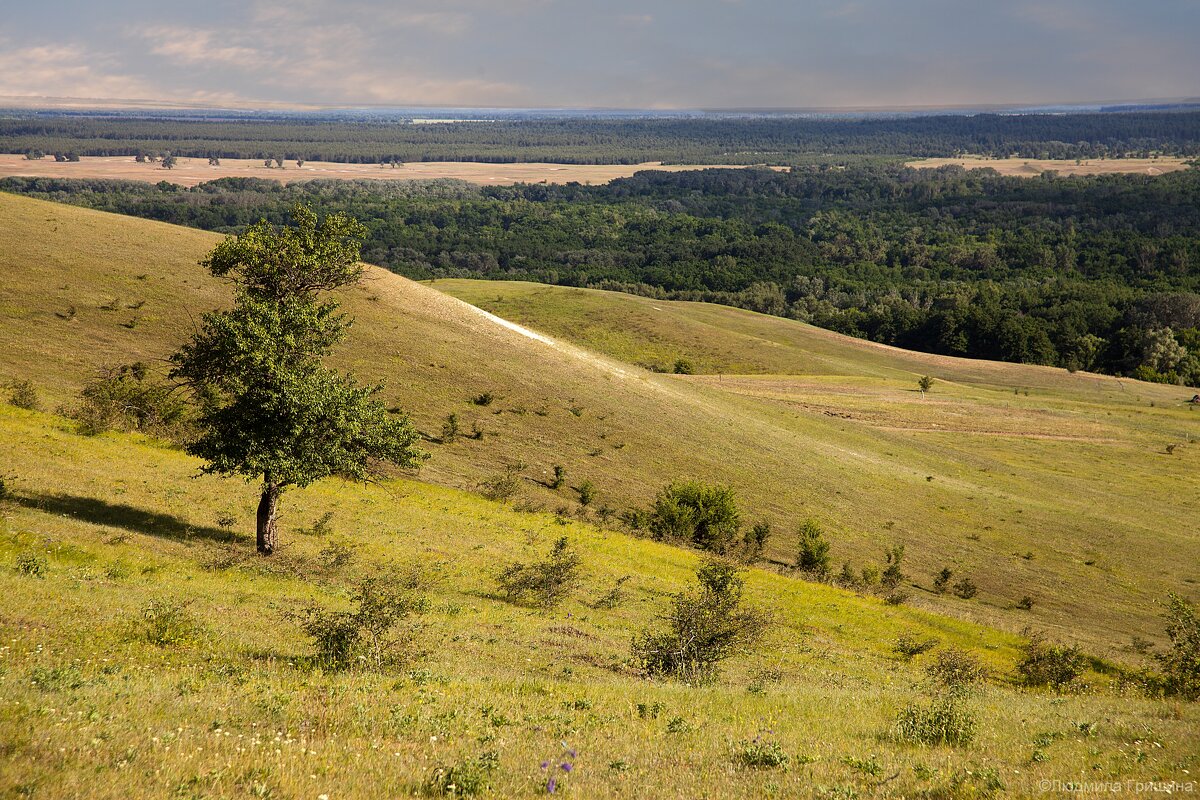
[1,405,1196,799]
[1,190,1197,660]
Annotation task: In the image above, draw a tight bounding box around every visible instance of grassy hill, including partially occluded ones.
[1,192,1198,661]
[0,192,1198,798]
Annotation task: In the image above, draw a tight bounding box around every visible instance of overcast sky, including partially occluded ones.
[1,0,1197,109]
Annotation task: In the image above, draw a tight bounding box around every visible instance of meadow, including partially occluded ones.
[1,192,1198,797]
[906,157,1191,177]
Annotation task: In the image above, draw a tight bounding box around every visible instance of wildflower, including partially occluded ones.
[547,777,557,793]
[560,763,573,772]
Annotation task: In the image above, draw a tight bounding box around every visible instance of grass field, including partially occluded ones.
[0,192,1198,798]
[1,193,1198,663]
[0,154,769,187]
[906,156,1192,177]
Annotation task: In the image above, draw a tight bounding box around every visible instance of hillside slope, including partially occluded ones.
[1,192,1197,657]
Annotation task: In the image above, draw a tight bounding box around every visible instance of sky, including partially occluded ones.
[0,0,1197,110]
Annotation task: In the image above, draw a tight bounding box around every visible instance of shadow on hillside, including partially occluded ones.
[17,492,238,544]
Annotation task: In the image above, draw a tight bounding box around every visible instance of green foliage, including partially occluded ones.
[893,634,939,658]
[15,551,48,578]
[139,599,203,647]
[795,518,831,578]
[631,560,770,683]
[425,751,498,796]
[880,545,906,590]
[735,738,790,769]
[925,648,987,695]
[577,480,595,506]
[495,537,583,608]
[441,412,459,442]
[300,573,428,670]
[7,380,40,411]
[170,204,424,552]
[647,480,741,554]
[895,696,977,747]
[68,363,188,437]
[1158,593,1200,700]
[673,358,695,375]
[548,464,565,490]
[1016,631,1086,689]
[472,392,494,406]
[933,567,953,594]
[478,462,524,502]
[741,521,771,563]
[918,375,934,393]
[591,575,631,609]
[953,577,979,599]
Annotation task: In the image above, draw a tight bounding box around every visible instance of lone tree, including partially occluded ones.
[170,204,424,554]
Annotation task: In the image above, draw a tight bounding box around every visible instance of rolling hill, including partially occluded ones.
[1,191,1198,798]
[1,192,1198,659]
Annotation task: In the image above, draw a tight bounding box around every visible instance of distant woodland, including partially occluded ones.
[4,111,1200,164]
[6,159,1199,384]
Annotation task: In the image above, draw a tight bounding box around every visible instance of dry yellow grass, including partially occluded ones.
[0,154,763,187]
[907,156,1192,177]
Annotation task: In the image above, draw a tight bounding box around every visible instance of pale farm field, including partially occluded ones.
[0,154,759,187]
[907,156,1192,177]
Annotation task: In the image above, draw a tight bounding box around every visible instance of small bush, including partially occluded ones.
[496,537,583,608]
[15,551,48,578]
[646,480,741,554]
[1016,595,1035,610]
[425,751,499,796]
[1158,592,1200,700]
[631,560,769,683]
[837,561,858,588]
[894,634,939,658]
[140,599,202,647]
[472,392,494,406]
[592,575,631,609]
[441,413,459,442]
[953,577,978,600]
[860,564,880,587]
[479,462,524,502]
[7,380,40,411]
[926,648,987,693]
[918,375,934,393]
[673,358,695,375]
[741,521,771,563]
[932,567,953,594]
[549,464,566,490]
[577,480,595,507]
[735,738,790,769]
[67,364,188,438]
[301,574,428,671]
[895,696,976,746]
[1016,631,1085,689]
[795,518,831,579]
[880,545,906,590]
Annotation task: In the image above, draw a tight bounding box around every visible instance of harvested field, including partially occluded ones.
[907,155,1192,176]
[0,154,761,187]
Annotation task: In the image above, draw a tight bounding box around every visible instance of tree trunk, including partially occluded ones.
[257,483,281,555]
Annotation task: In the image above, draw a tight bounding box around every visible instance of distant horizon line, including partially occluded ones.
[2,93,1199,117]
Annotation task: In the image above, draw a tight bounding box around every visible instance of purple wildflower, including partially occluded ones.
[540,761,549,770]
[547,776,557,793]
[566,749,577,759]
[560,763,573,773]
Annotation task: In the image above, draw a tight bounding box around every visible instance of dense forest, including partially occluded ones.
[4,163,1200,384]
[3,111,1200,164]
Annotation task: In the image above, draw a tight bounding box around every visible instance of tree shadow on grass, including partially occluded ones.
[16,492,239,544]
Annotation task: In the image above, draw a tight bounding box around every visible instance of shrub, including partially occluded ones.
[837,561,858,588]
[1016,631,1085,689]
[932,567,953,594]
[67,364,188,437]
[496,537,582,608]
[478,462,524,502]
[592,575,631,609]
[741,521,771,563]
[880,545,906,590]
[794,518,830,578]
[647,480,741,554]
[735,738,790,769]
[631,560,769,683]
[577,480,595,506]
[895,696,976,746]
[549,464,566,490]
[953,577,978,599]
[300,573,428,670]
[673,358,695,375]
[426,751,499,796]
[926,647,987,694]
[140,599,203,647]
[860,565,880,587]
[1158,592,1200,700]
[472,392,494,406]
[7,380,40,411]
[1016,595,1035,610]
[894,634,940,658]
[441,413,459,442]
[0,474,13,503]
[15,551,48,578]
[918,375,934,393]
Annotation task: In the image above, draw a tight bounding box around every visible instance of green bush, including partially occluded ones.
[953,577,978,599]
[478,462,524,502]
[880,545,906,590]
[67,364,188,438]
[794,518,831,578]
[7,380,40,411]
[673,358,695,375]
[15,551,48,578]
[893,634,939,658]
[926,647,987,693]
[1158,592,1200,701]
[496,537,582,608]
[441,413,459,442]
[549,464,566,490]
[631,560,769,683]
[140,599,203,647]
[425,751,499,796]
[647,480,741,554]
[577,480,595,507]
[1016,631,1085,689]
[300,573,428,670]
[895,695,976,746]
[932,567,953,594]
[735,738,790,769]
